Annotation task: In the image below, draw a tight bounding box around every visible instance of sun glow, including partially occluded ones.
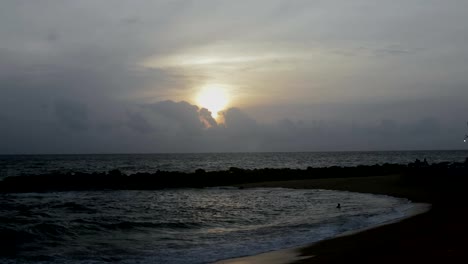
[196,86,229,119]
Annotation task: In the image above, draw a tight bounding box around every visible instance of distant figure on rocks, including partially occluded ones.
[423,158,429,166]
[336,203,341,209]
[464,122,468,142]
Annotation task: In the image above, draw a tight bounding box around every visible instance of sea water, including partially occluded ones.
[0,151,457,263]
[1,188,415,264]
[1,150,468,179]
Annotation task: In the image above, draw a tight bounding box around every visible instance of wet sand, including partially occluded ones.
[215,247,310,264]
[218,174,468,263]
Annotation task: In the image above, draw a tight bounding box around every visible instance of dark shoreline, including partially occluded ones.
[239,171,468,263]
[1,158,468,193]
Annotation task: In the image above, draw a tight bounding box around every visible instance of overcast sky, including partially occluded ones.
[1,0,468,154]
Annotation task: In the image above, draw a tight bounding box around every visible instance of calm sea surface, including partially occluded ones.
[1,150,468,179]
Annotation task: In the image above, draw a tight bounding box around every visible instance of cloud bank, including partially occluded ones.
[0,99,463,154]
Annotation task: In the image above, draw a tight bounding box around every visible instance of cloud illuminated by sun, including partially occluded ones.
[196,85,229,119]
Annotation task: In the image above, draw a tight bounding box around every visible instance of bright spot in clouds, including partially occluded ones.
[196,85,229,118]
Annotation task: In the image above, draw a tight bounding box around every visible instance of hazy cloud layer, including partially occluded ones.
[1,1,467,153]
[0,100,464,154]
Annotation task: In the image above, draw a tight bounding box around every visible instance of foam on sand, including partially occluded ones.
[214,202,431,264]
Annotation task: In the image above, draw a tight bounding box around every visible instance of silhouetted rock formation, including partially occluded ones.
[1,159,467,193]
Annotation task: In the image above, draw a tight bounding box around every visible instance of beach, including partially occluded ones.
[2,158,468,263]
[223,174,468,263]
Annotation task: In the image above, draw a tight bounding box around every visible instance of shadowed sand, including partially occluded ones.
[215,247,310,264]
[216,174,468,263]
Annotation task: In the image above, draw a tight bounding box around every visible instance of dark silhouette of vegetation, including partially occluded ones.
[1,158,467,193]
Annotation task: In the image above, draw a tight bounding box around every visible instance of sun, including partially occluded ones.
[196,85,229,119]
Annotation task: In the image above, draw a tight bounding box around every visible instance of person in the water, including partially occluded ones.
[336,203,341,209]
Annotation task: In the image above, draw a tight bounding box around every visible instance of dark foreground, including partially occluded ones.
[2,159,468,263]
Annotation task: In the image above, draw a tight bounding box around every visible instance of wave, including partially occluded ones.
[99,221,202,231]
[204,186,240,190]
[52,202,97,213]
[0,222,76,253]
[28,223,77,240]
[69,219,203,231]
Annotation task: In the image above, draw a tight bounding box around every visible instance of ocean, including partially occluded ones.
[2,188,415,264]
[1,150,468,179]
[0,150,465,263]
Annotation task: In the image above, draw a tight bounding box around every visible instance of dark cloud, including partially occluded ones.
[125,111,153,134]
[0,98,465,154]
[54,100,89,131]
[121,17,141,25]
[222,108,257,131]
[199,108,217,128]
[147,100,205,134]
[46,31,59,42]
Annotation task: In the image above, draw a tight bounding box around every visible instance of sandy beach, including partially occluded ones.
[219,174,468,263]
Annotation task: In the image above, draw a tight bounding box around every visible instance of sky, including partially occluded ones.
[1,0,468,154]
